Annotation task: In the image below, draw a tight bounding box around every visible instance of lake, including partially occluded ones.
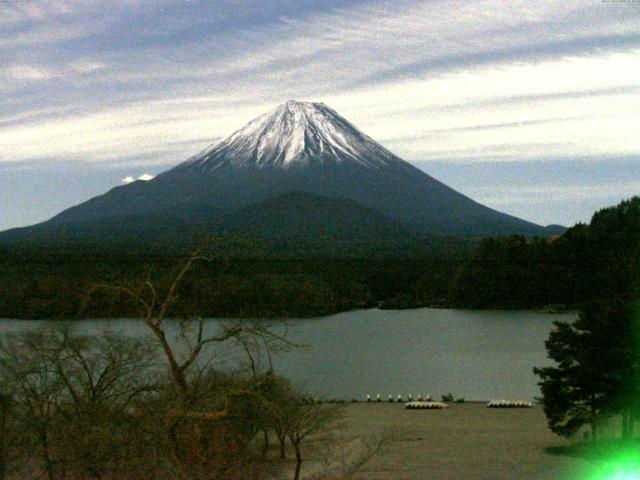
[0,308,574,401]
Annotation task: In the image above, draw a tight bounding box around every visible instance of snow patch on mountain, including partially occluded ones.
[179,100,409,172]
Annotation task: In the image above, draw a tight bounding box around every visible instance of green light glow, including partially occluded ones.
[584,447,640,480]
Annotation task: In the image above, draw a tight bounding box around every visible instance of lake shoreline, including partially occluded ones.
[0,304,578,322]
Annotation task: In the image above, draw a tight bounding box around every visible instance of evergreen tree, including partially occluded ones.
[534,300,639,439]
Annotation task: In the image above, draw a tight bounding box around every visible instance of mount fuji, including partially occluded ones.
[1,100,559,246]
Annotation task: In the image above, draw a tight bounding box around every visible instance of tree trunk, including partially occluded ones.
[622,411,630,439]
[590,396,597,442]
[292,441,302,480]
[261,430,270,458]
[277,431,286,459]
[148,324,189,395]
[0,444,6,480]
[40,429,55,480]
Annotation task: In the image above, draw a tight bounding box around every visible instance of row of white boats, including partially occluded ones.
[365,394,533,409]
[366,394,435,402]
[485,400,533,408]
[405,400,533,410]
[405,401,449,409]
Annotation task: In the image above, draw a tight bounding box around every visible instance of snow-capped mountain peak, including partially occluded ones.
[32,100,549,238]
[180,100,406,172]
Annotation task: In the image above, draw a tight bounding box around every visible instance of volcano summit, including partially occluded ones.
[1,100,557,243]
[180,100,406,171]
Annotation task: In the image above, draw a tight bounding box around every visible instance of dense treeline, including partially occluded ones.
[532,198,640,446]
[1,196,638,319]
[450,196,640,309]
[0,252,463,319]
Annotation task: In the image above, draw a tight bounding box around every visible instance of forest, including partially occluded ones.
[0,196,638,320]
[532,198,640,452]
[450,196,640,309]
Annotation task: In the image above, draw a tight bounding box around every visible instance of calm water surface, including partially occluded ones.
[0,308,575,401]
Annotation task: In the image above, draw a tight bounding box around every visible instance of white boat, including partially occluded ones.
[486,400,532,408]
[405,401,449,410]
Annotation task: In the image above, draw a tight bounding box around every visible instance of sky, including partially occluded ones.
[1,0,639,231]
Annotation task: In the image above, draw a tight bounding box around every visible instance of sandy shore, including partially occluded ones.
[313,402,592,480]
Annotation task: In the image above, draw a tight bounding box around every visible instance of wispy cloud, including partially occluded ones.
[1,0,639,229]
[2,0,638,167]
[471,181,640,206]
[7,65,57,81]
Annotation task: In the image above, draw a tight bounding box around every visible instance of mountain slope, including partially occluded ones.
[218,191,405,239]
[0,192,430,258]
[212,191,427,256]
[2,100,553,241]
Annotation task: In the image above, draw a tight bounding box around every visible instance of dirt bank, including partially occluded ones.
[325,402,591,480]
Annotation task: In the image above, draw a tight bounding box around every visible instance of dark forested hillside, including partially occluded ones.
[1,197,637,320]
[0,249,465,319]
[0,192,475,320]
[449,196,640,309]
[0,192,461,258]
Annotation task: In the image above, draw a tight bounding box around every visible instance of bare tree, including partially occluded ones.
[311,428,399,480]
[0,330,65,480]
[82,238,292,479]
[282,400,342,480]
[51,327,157,479]
[0,326,159,480]
[84,239,284,400]
[0,388,18,480]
